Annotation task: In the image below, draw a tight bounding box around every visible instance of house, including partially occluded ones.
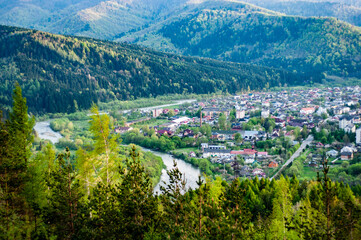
[183,129,194,137]
[268,161,278,168]
[300,107,315,115]
[308,160,318,167]
[211,131,237,141]
[202,108,230,118]
[189,151,196,158]
[326,149,338,157]
[252,168,266,178]
[257,152,268,157]
[114,126,133,134]
[241,131,259,141]
[157,129,173,136]
[341,151,353,160]
[340,146,354,160]
[240,166,251,176]
[315,142,324,148]
[202,149,231,158]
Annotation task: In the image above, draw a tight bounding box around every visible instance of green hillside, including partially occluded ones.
[243,0,361,27]
[120,0,361,80]
[0,0,189,40]
[0,25,300,114]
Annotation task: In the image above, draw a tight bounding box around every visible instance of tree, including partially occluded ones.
[44,149,83,239]
[89,104,121,185]
[218,114,227,130]
[0,83,35,238]
[160,161,187,238]
[234,132,242,143]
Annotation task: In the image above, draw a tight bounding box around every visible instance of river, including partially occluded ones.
[34,119,202,193]
[33,120,63,144]
[139,147,201,194]
[121,99,196,113]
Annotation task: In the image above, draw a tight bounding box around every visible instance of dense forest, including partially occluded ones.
[0,25,301,114]
[124,1,361,81]
[241,0,361,26]
[1,84,361,240]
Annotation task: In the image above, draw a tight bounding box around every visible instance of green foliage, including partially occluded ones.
[131,1,361,82]
[0,25,301,114]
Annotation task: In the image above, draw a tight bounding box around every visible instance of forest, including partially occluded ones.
[127,1,361,81]
[1,76,361,240]
[0,25,300,115]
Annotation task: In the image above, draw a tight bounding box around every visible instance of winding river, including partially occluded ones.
[34,120,62,144]
[140,147,201,194]
[34,118,201,192]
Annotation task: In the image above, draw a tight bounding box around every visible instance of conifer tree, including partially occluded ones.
[0,83,34,238]
[44,149,82,239]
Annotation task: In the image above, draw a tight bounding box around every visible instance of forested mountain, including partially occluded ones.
[0,0,188,39]
[0,25,300,114]
[242,0,361,26]
[121,0,361,81]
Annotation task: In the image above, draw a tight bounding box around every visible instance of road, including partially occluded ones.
[270,135,314,180]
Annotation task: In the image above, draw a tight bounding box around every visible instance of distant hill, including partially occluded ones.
[0,0,189,40]
[0,25,300,114]
[242,0,361,26]
[119,0,361,80]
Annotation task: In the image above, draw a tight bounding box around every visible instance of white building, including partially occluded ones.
[236,110,245,119]
[339,116,353,130]
[356,128,361,145]
[261,110,270,118]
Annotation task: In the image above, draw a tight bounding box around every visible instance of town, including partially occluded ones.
[117,86,361,183]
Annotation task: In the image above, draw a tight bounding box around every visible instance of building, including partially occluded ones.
[339,116,353,129]
[340,146,354,160]
[152,108,163,117]
[261,110,270,118]
[202,149,231,158]
[268,161,278,168]
[236,110,245,119]
[356,128,361,145]
[300,107,315,115]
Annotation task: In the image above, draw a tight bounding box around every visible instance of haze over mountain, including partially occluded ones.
[1,0,360,40]
[0,25,300,114]
[242,0,361,26]
[0,0,189,39]
[119,0,361,80]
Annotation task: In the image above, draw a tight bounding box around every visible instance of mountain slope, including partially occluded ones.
[0,0,189,40]
[241,0,361,26]
[0,25,300,114]
[119,0,361,80]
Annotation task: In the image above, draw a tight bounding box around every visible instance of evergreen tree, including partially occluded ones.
[43,149,83,239]
[0,83,35,238]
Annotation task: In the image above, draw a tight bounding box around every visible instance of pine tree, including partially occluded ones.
[44,149,83,239]
[0,83,35,238]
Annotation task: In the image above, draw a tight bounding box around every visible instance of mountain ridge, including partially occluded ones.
[0,24,300,114]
